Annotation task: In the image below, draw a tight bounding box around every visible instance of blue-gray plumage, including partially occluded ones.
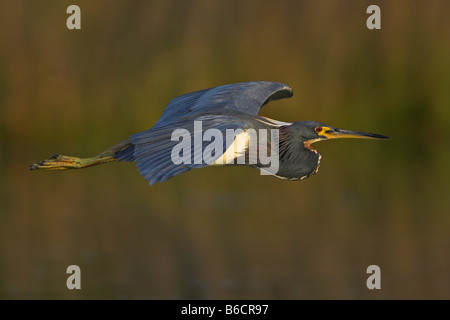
[29,81,389,185]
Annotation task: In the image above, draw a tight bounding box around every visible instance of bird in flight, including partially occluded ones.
[30,81,389,185]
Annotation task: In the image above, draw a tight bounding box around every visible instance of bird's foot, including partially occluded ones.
[29,154,82,170]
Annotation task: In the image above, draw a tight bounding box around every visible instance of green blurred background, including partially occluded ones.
[0,0,449,299]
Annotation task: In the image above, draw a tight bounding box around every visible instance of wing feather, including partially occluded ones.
[153,81,292,128]
[131,115,252,185]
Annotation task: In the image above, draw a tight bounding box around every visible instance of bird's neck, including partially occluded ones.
[276,126,322,180]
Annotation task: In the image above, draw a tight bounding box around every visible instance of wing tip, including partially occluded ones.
[261,82,293,105]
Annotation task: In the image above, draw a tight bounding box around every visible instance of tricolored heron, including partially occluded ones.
[29,81,389,184]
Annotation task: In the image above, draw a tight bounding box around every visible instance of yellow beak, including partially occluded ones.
[320,127,390,140]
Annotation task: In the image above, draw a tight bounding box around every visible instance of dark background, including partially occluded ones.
[0,0,449,299]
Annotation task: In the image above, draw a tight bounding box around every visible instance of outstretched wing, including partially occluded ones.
[130,114,274,185]
[153,81,293,128]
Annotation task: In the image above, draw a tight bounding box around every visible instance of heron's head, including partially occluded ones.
[292,121,390,147]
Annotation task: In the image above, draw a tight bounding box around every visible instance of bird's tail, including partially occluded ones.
[29,139,132,171]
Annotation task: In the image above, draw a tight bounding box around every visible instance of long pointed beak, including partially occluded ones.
[324,128,390,140]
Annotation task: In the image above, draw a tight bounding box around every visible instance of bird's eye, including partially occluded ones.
[315,126,323,133]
